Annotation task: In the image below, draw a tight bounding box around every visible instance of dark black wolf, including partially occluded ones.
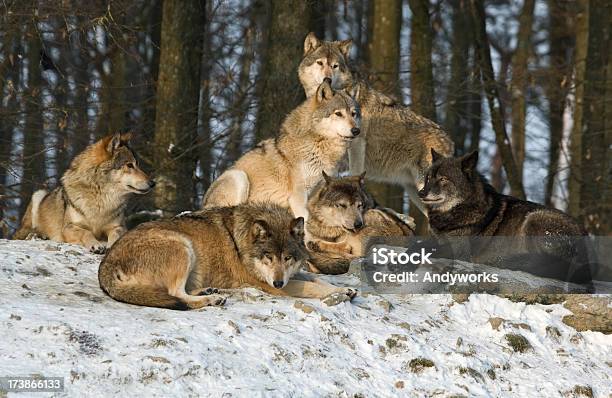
[418,150,594,284]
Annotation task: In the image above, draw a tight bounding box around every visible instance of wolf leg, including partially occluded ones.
[105,225,126,247]
[63,223,107,252]
[405,183,428,215]
[202,169,250,208]
[288,187,309,220]
[282,279,357,302]
[166,236,227,309]
[307,238,354,256]
[348,135,366,175]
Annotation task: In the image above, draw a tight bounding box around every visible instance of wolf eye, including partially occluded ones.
[317,60,323,66]
[351,111,357,117]
[126,163,134,169]
[357,202,363,209]
[337,203,347,209]
[332,64,339,69]
[264,253,273,261]
[335,111,343,117]
[284,255,293,262]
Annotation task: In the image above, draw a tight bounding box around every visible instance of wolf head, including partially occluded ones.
[309,172,373,232]
[98,133,155,195]
[311,79,361,142]
[418,150,481,212]
[241,206,308,289]
[299,32,354,98]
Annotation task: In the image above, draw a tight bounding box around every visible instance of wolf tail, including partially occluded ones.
[13,189,48,240]
[98,261,189,310]
[307,251,351,275]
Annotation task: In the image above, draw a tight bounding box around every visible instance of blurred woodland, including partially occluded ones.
[0,0,610,236]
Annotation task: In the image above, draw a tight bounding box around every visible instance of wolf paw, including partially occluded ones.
[307,240,321,252]
[90,244,108,255]
[25,232,48,240]
[207,294,226,306]
[193,287,219,296]
[322,288,357,306]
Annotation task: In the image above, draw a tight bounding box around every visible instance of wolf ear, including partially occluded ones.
[304,32,321,55]
[461,150,479,172]
[359,171,366,186]
[106,133,123,154]
[251,219,270,241]
[290,217,305,241]
[316,79,334,103]
[347,84,360,100]
[322,171,332,185]
[120,131,132,144]
[431,148,443,163]
[338,39,353,58]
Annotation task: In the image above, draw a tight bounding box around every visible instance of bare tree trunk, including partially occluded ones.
[309,0,327,39]
[197,0,213,204]
[579,0,611,234]
[568,0,589,217]
[509,0,535,180]
[468,47,482,152]
[254,0,310,142]
[445,0,470,153]
[408,0,435,233]
[408,0,436,119]
[153,0,204,214]
[97,43,126,138]
[354,0,365,60]
[143,0,162,143]
[470,0,526,199]
[0,30,18,237]
[545,0,573,206]
[19,22,46,218]
[69,18,90,155]
[366,0,405,212]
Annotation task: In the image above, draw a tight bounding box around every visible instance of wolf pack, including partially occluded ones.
[13,33,593,310]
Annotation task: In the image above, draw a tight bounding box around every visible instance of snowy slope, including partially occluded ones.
[0,239,610,397]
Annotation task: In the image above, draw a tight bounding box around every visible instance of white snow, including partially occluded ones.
[0,239,610,397]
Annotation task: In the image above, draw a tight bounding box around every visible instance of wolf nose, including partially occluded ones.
[148,180,156,188]
[354,219,364,229]
[323,77,332,85]
[351,127,360,137]
[418,188,427,198]
[273,280,284,289]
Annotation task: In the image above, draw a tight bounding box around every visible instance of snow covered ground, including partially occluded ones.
[0,239,610,397]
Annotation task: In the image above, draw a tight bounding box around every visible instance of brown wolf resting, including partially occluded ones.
[418,149,593,283]
[99,203,357,310]
[14,133,155,252]
[306,172,414,274]
[202,80,360,223]
[298,32,454,214]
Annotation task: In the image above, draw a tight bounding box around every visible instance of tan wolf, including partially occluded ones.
[202,79,361,223]
[298,32,454,214]
[99,203,357,310]
[14,133,155,252]
[306,172,414,274]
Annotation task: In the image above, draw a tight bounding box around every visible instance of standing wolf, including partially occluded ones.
[307,172,414,274]
[418,150,593,283]
[14,133,155,252]
[203,80,360,221]
[298,33,454,213]
[99,203,357,310]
